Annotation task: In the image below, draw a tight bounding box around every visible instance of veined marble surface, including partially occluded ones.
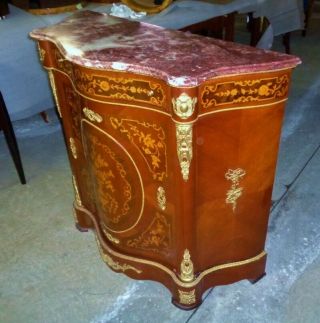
[30,10,300,86]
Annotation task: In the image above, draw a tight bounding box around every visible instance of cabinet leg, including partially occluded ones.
[73,205,94,231]
[172,298,202,310]
[249,272,266,284]
[171,287,203,310]
[75,222,89,232]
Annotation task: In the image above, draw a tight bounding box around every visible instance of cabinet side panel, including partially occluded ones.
[195,102,285,270]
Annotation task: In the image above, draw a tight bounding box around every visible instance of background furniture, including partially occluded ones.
[248,16,292,54]
[0,91,26,184]
[10,0,82,10]
[31,11,300,309]
[0,1,9,18]
[121,0,173,13]
[303,0,316,36]
[180,13,235,41]
[0,5,54,121]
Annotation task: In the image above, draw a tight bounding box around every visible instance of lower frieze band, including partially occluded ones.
[73,204,267,308]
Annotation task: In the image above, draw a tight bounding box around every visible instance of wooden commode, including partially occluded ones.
[31,11,300,309]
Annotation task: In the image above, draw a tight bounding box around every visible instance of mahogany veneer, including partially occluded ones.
[30,11,300,309]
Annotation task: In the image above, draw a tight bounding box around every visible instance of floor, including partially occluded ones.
[0,12,320,323]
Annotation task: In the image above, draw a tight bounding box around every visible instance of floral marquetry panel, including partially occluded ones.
[74,67,168,111]
[110,117,168,182]
[199,71,292,113]
[31,10,300,310]
[126,212,171,254]
[82,120,144,233]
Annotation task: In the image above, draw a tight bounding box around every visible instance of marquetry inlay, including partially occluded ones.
[201,74,290,109]
[74,68,165,108]
[110,117,167,181]
[126,212,170,254]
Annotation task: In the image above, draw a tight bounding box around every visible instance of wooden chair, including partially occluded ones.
[0,91,26,184]
[180,13,235,42]
[0,1,9,18]
[248,15,291,54]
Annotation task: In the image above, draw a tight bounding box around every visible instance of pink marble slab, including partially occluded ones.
[30,10,301,86]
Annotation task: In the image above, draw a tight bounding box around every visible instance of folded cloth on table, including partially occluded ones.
[110,3,146,19]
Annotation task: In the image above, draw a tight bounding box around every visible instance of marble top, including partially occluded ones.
[30,10,301,87]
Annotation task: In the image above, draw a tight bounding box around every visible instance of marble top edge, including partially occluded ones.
[30,10,301,86]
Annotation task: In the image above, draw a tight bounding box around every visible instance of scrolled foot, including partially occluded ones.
[172,298,202,310]
[75,222,89,232]
[171,288,202,310]
[249,272,266,284]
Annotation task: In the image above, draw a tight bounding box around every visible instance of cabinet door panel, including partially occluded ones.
[79,102,178,263]
[82,120,144,234]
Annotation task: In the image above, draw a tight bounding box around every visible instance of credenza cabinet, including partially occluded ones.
[31,11,300,309]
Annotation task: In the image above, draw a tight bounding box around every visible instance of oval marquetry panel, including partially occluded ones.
[82,119,144,233]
